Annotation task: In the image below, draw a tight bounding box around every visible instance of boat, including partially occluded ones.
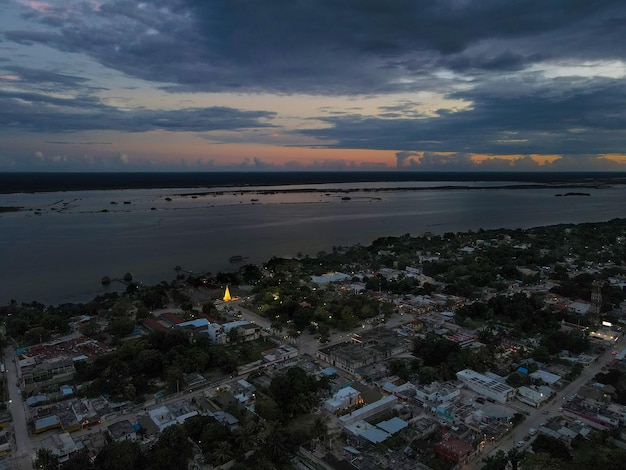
[229,255,249,263]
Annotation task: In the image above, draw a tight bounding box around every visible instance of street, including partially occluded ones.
[467,333,626,469]
[3,346,35,470]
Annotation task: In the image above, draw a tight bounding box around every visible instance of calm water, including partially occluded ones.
[2,182,626,305]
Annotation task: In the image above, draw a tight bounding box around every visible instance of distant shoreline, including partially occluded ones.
[2,171,626,194]
[178,183,610,197]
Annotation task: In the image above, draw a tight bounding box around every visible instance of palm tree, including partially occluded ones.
[507,448,524,470]
[270,318,284,336]
[34,449,59,470]
[234,429,256,451]
[211,441,234,465]
[265,429,289,463]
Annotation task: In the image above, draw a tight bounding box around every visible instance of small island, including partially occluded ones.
[0,206,23,213]
[555,192,591,197]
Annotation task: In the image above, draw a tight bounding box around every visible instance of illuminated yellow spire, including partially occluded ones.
[223,286,231,301]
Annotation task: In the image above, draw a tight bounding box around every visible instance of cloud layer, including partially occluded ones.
[1,0,626,170]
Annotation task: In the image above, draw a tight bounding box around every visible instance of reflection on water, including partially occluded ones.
[1,183,625,305]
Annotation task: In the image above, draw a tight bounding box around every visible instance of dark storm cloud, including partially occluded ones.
[444,51,545,73]
[5,0,624,95]
[1,66,99,93]
[298,77,626,155]
[2,0,626,165]
[0,90,275,133]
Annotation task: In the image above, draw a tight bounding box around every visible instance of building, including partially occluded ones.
[529,370,562,387]
[142,318,169,332]
[338,395,398,426]
[147,400,198,432]
[22,358,75,392]
[107,419,138,442]
[39,432,83,463]
[410,382,462,406]
[35,415,61,434]
[261,344,298,369]
[435,435,474,463]
[160,312,185,326]
[517,386,552,408]
[456,369,516,404]
[316,329,412,376]
[324,386,363,413]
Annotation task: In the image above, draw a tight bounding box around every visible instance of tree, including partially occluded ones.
[264,428,290,464]
[61,450,94,470]
[532,434,572,461]
[147,425,192,470]
[35,449,60,470]
[481,450,508,470]
[521,452,565,470]
[234,428,256,452]
[211,441,234,465]
[108,317,135,338]
[202,301,216,314]
[507,448,524,470]
[94,438,146,470]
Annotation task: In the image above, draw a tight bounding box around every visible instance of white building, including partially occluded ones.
[411,382,461,405]
[324,386,362,413]
[456,369,516,404]
[147,401,198,432]
[262,344,298,367]
[517,386,551,408]
[338,395,398,426]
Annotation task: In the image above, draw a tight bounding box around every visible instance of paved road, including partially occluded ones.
[3,346,35,470]
[467,333,626,469]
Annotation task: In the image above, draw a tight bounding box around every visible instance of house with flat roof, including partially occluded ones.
[107,419,138,442]
[530,370,562,387]
[35,415,61,434]
[39,432,83,463]
[456,369,516,404]
[262,344,298,368]
[147,400,198,432]
[315,329,412,376]
[338,395,398,426]
[517,386,552,408]
[324,386,363,413]
[435,435,474,464]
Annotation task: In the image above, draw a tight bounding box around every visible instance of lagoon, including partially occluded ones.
[2,181,626,305]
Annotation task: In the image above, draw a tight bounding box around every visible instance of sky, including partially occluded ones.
[2,0,626,172]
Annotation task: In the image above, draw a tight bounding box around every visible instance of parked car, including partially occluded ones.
[516,441,525,448]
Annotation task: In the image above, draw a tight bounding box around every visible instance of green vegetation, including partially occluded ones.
[10,218,626,469]
[74,330,257,400]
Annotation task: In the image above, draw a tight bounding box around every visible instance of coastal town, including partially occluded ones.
[2,219,626,469]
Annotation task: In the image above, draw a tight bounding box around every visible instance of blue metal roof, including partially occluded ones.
[377,417,408,434]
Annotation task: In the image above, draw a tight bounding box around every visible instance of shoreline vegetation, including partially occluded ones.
[2,181,614,215]
[1,170,626,194]
[1,183,620,215]
[5,216,626,310]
